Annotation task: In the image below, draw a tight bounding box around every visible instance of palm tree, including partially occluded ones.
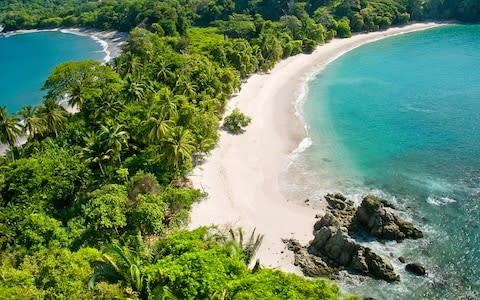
[38,98,68,137]
[89,238,176,300]
[115,52,143,78]
[225,228,264,265]
[17,105,45,140]
[100,123,129,165]
[80,133,111,176]
[141,114,174,145]
[89,244,147,299]
[164,127,194,169]
[155,88,178,119]
[155,60,174,84]
[0,106,22,160]
[124,75,146,102]
[94,96,125,123]
[68,84,89,110]
[174,76,197,99]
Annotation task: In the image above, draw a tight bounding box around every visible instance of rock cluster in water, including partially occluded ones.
[285,193,426,282]
[354,195,423,241]
[405,262,426,276]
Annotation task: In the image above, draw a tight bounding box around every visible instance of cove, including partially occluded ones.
[0,30,104,113]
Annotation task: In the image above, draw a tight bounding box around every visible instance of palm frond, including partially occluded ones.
[130,264,143,291]
[153,285,178,300]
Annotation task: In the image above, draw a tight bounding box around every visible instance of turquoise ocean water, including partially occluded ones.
[288,25,480,299]
[0,31,104,113]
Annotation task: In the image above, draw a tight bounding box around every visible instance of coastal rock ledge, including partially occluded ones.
[285,193,424,282]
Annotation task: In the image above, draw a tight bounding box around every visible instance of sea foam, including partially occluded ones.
[426,196,457,206]
[90,35,111,63]
[59,29,111,63]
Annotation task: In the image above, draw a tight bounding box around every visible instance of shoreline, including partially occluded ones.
[188,22,446,273]
[3,27,127,63]
[0,27,127,155]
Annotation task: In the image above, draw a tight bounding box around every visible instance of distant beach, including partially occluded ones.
[188,22,444,273]
[3,27,127,63]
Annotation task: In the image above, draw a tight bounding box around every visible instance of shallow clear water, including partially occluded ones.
[292,25,480,299]
[0,31,104,113]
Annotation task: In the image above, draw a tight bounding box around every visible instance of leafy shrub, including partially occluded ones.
[18,247,101,299]
[226,268,341,299]
[303,39,317,54]
[18,213,69,251]
[223,109,251,134]
[1,142,90,209]
[336,18,352,38]
[82,184,128,237]
[326,29,336,41]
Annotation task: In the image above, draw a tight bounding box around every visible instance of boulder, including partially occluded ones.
[314,212,340,230]
[364,248,400,282]
[333,192,347,201]
[398,256,406,263]
[324,193,357,227]
[350,249,368,272]
[283,239,335,277]
[310,215,400,281]
[406,263,426,276]
[323,227,358,265]
[395,218,424,239]
[311,226,334,249]
[295,252,334,277]
[355,195,423,240]
[283,238,303,253]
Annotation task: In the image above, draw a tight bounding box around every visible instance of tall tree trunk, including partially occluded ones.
[10,146,15,161]
[98,161,105,176]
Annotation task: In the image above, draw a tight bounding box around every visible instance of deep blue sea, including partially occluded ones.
[288,25,480,299]
[0,30,104,113]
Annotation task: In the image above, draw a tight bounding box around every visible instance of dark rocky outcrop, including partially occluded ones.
[309,211,399,282]
[406,263,426,276]
[354,195,423,241]
[283,239,337,278]
[323,193,357,227]
[286,193,425,282]
[362,248,399,281]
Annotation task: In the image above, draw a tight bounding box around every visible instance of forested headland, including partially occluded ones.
[0,0,478,299]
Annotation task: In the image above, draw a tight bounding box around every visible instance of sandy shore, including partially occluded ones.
[188,22,445,273]
[3,27,127,63]
[0,28,127,155]
[60,28,127,62]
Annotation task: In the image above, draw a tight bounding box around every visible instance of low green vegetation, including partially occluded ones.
[0,0,476,298]
[223,109,252,134]
[0,227,346,299]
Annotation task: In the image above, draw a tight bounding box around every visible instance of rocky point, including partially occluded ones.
[285,193,425,282]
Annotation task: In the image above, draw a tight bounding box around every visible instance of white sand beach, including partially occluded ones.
[188,22,444,273]
[59,28,127,62]
[3,27,127,63]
